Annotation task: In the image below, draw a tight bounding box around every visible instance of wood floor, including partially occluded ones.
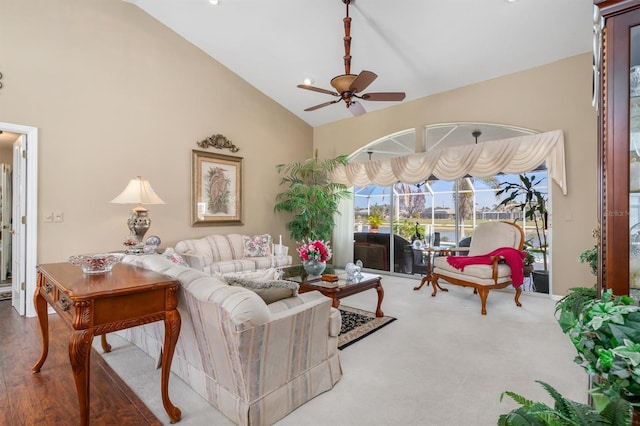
[0,299,162,425]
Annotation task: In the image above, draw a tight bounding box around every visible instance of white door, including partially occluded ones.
[1,163,12,281]
[11,136,26,315]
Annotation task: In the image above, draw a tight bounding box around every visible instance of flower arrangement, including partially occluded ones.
[296,239,332,262]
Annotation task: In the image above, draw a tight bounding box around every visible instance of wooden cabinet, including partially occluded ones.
[596,0,640,296]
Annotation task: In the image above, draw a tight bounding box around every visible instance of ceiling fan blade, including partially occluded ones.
[304,99,340,112]
[349,70,377,93]
[297,84,340,97]
[348,101,366,116]
[361,92,406,101]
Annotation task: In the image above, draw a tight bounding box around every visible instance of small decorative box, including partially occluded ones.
[321,274,339,282]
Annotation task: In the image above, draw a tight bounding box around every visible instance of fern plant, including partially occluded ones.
[499,380,631,425]
[554,286,598,325]
[274,153,351,242]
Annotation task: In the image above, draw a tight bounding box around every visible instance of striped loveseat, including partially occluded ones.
[175,233,293,274]
[117,255,342,425]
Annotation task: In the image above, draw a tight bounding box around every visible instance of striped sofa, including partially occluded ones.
[117,255,342,425]
[175,233,293,274]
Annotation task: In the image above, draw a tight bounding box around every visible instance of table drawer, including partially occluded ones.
[42,277,74,322]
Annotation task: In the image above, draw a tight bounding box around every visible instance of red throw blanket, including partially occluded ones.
[446,247,527,287]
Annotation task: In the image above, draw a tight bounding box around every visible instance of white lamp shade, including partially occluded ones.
[110,176,165,205]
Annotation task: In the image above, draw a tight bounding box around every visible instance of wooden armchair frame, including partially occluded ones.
[430,222,525,315]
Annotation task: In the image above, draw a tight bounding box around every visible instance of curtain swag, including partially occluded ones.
[330,129,567,195]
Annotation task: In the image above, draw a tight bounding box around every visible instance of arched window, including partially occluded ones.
[347,123,551,293]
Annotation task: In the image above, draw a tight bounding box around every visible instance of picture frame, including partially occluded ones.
[191,150,243,226]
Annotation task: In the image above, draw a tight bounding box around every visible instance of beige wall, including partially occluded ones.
[0,0,312,262]
[1,0,597,295]
[314,54,598,296]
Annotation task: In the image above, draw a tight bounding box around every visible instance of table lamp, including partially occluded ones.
[111,176,165,253]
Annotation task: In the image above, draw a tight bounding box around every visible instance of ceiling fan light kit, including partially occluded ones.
[297,0,405,116]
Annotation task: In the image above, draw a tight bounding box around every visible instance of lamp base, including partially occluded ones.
[128,206,151,247]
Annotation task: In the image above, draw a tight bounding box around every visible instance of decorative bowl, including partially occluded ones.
[68,253,123,274]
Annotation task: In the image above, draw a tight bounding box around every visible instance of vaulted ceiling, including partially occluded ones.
[126,0,594,127]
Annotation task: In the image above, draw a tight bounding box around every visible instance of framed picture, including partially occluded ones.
[191,150,243,226]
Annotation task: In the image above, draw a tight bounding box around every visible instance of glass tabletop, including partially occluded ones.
[281,265,380,288]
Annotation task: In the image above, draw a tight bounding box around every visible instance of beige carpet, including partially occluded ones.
[94,274,587,426]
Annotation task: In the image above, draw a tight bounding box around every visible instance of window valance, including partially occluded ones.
[330,129,567,195]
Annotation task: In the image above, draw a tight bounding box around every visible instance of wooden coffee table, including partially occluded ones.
[282,266,384,317]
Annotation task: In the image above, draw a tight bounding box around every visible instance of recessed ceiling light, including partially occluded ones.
[303,78,314,85]
[506,0,518,2]
[209,0,219,5]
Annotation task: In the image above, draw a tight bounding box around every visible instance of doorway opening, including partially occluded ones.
[0,122,38,317]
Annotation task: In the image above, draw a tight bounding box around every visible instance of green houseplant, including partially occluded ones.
[499,288,637,425]
[367,205,384,232]
[523,248,536,277]
[274,153,350,242]
[496,173,549,292]
[499,380,631,425]
[579,245,598,276]
[557,289,640,411]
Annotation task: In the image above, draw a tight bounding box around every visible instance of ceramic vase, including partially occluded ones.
[303,259,326,276]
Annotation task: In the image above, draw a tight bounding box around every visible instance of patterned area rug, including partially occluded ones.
[338,306,396,350]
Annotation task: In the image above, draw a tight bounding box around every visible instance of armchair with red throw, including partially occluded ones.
[430,222,525,315]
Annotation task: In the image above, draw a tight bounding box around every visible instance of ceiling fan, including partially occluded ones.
[297,0,406,116]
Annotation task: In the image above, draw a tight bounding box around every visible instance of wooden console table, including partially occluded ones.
[32,262,182,425]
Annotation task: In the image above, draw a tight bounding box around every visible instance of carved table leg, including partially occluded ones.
[101,334,112,353]
[374,281,384,317]
[331,297,341,310]
[413,275,431,291]
[69,329,94,426]
[32,287,49,373]
[430,275,448,297]
[414,251,436,290]
[162,309,182,423]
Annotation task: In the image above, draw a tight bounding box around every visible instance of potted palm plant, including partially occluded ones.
[274,152,350,242]
[496,173,549,293]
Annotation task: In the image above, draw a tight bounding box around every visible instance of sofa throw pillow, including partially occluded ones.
[223,268,280,283]
[160,247,188,267]
[228,278,299,304]
[242,234,272,257]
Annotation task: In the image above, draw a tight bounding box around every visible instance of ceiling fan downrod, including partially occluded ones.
[343,0,352,75]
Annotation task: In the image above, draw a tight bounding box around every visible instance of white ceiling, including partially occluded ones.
[127,0,593,127]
